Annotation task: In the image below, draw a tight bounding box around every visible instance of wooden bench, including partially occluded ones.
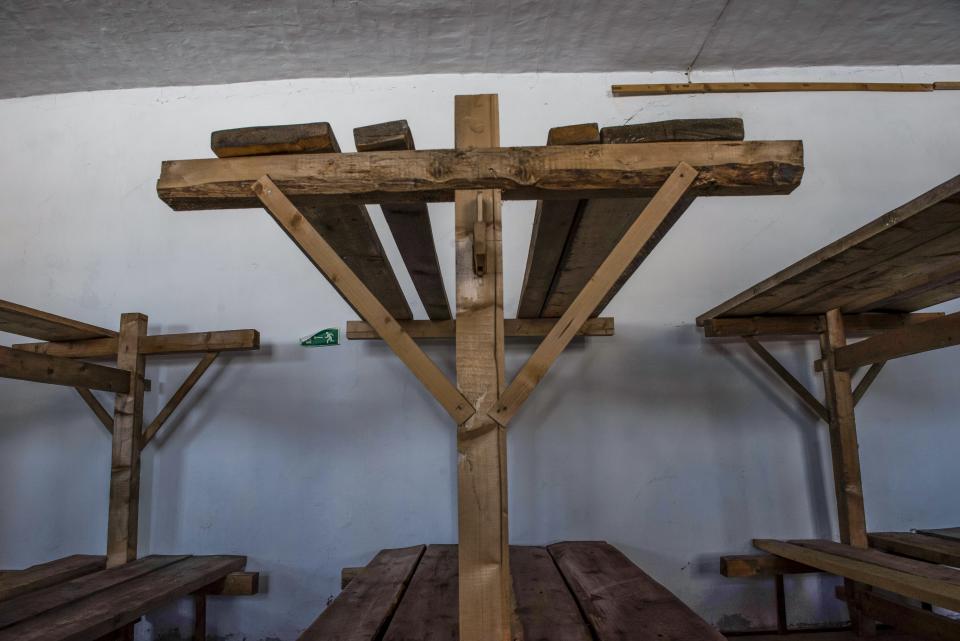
[0,554,256,640]
[302,541,724,641]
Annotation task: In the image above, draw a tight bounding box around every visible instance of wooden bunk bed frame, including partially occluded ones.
[0,299,261,640]
[698,174,960,640]
[156,93,804,640]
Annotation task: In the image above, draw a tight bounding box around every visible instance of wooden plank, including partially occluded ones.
[156,140,804,209]
[698,175,960,321]
[510,546,592,641]
[106,313,147,568]
[141,352,218,448]
[346,317,614,339]
[612,82,936,96]
[832,310,960,370]
[919,527,960,542]
[549,541,726,641]
[701,313,943,337]
[754,539,960,612]
[299,545,424,641]
[869,532,960,567]
[200,571,259,596]
[211,122,339,157]
[491,164,697,426]
[743,336,829,422]
[253,176,473,424]
[454,93,511,641]
[13,329,260,359]
[516,123,599,319]
[792,540,960,586]
[340,567,363,590]
[839,586,960,641]
[0,556,245,641]
[600,118,744,143]
[0,555,105,602]
[74,388,114,433]
[542,119,741,318]
[0,346,130,393]
[381,545,458,641]
[354,120,450,320]
[720,554,817,577]
[0,555,185,628]
[0,300,115,342]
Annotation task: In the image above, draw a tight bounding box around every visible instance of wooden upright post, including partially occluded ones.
[454,94,511,641]
[820,308,874,636]
[106,313,147,568]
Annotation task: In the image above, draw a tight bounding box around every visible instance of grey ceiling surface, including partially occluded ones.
[2,0,959,99]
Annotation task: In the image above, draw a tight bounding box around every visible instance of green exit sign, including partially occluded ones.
[301,328,339,347]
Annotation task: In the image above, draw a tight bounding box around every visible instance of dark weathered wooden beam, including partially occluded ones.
[838,585,960,641]
[742,336,828,422]
[354,120,451,320]
[211,122,339,157]
[720,554,818,577]
[701,312,943,337]
[0,346,130,393]
[600,118,743,143]
[0,299,115,342]
[612,82,939,96]
[13,329,260,359]
[832,310,960,370]
[157,140,804,209]
[346,317,614,340]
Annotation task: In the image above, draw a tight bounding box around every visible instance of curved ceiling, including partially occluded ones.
[2,0,958,99]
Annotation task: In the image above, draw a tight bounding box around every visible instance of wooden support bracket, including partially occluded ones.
[75,387,114,434]
[141,352,219,449]
[852,361,885,406]
[742,336,828,422]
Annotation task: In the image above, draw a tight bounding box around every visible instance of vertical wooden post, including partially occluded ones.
[820,308,874,636]
[106,313,147,568]
[193,593,207,641]
[454,94,511,641]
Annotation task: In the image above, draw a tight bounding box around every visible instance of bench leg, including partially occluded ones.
[194,593,206,641]
[774,574,787,634]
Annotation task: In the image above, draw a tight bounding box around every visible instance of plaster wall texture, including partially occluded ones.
[1,66,959,639]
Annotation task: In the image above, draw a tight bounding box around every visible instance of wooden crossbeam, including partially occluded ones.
[701,313,943,337]
[490,163,697,426]
[720,554,817,577]
[742,336,828,422]
[13,329,260,359]
[346,317,614,340]
[252,175,474,424]
[611,82,948,96]
[0,346,130,393]
[75,387,114,434]
[831,310,960,370]
[157,140,803,209]
[0,299,115,342]
[141,352,219,449]
[838,585,960,641]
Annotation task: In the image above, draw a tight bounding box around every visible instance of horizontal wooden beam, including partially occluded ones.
[720,554,818,577]
[702,313,943,337]
[13,329,260,359]
[611,82,958,96]
[0,299,115,342]
[838,584,960,641]
[830,310,960,370]
[346,317,614,340]
[157,140,803,209]
[200,571,259,596]
[0,346,131,393]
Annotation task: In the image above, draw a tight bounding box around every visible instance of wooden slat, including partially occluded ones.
[516,123,599,319]
[13,329,260,359]
[754,539,960,612]
[0,555,185,628]
[549,541,726,641]
[792,540,960,585]
[253,176,473,424]
[0,556,245,641]
[919,527,960,542]
[141,352,218,448]
[701,313,943,337]
[346,317,614,339]
[211,122,339,157]
[869,532,960,566]
[157,140,804,209]
[0,346,130,393]
[832,310,960,370]
[454,93,511,641]
[612,82,937,96]
[541,119,741,318]
[0,555,105,602]
[698,174,960,321]
[510,546,592,641]
[839,586,960,641]
[381,545,458,641]
[492,164,697,426]
[720,554,817,577]
[354,120,451,320]
[299,545,424,641]
[0,300,115,342]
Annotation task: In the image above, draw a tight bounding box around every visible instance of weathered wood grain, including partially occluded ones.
[869,532,960,567]
[701,313,943,337]
[346,317,614,339]
[0,346,130,393]
[510,546,592,641]
[381,545,458,641]
[720,554,817,577]
[0,555,105,602]
[793,540,960,586]
[832,310,960,370]
[0,299,115,342]
[600,118,744,143]
[211,122,339,157]
[14,329,260,359]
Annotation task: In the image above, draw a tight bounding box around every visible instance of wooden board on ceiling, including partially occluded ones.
[537,118,743,318]
[0,300,115,342]
[698,174,960,322]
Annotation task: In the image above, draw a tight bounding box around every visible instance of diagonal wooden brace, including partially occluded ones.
[75,387,115,434]
[141,352,219,449]
[253,175,475,424]
[490,163,698,426]
[743,336,829,422]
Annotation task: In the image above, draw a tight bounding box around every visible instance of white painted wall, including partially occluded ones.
[1,66,959,640]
